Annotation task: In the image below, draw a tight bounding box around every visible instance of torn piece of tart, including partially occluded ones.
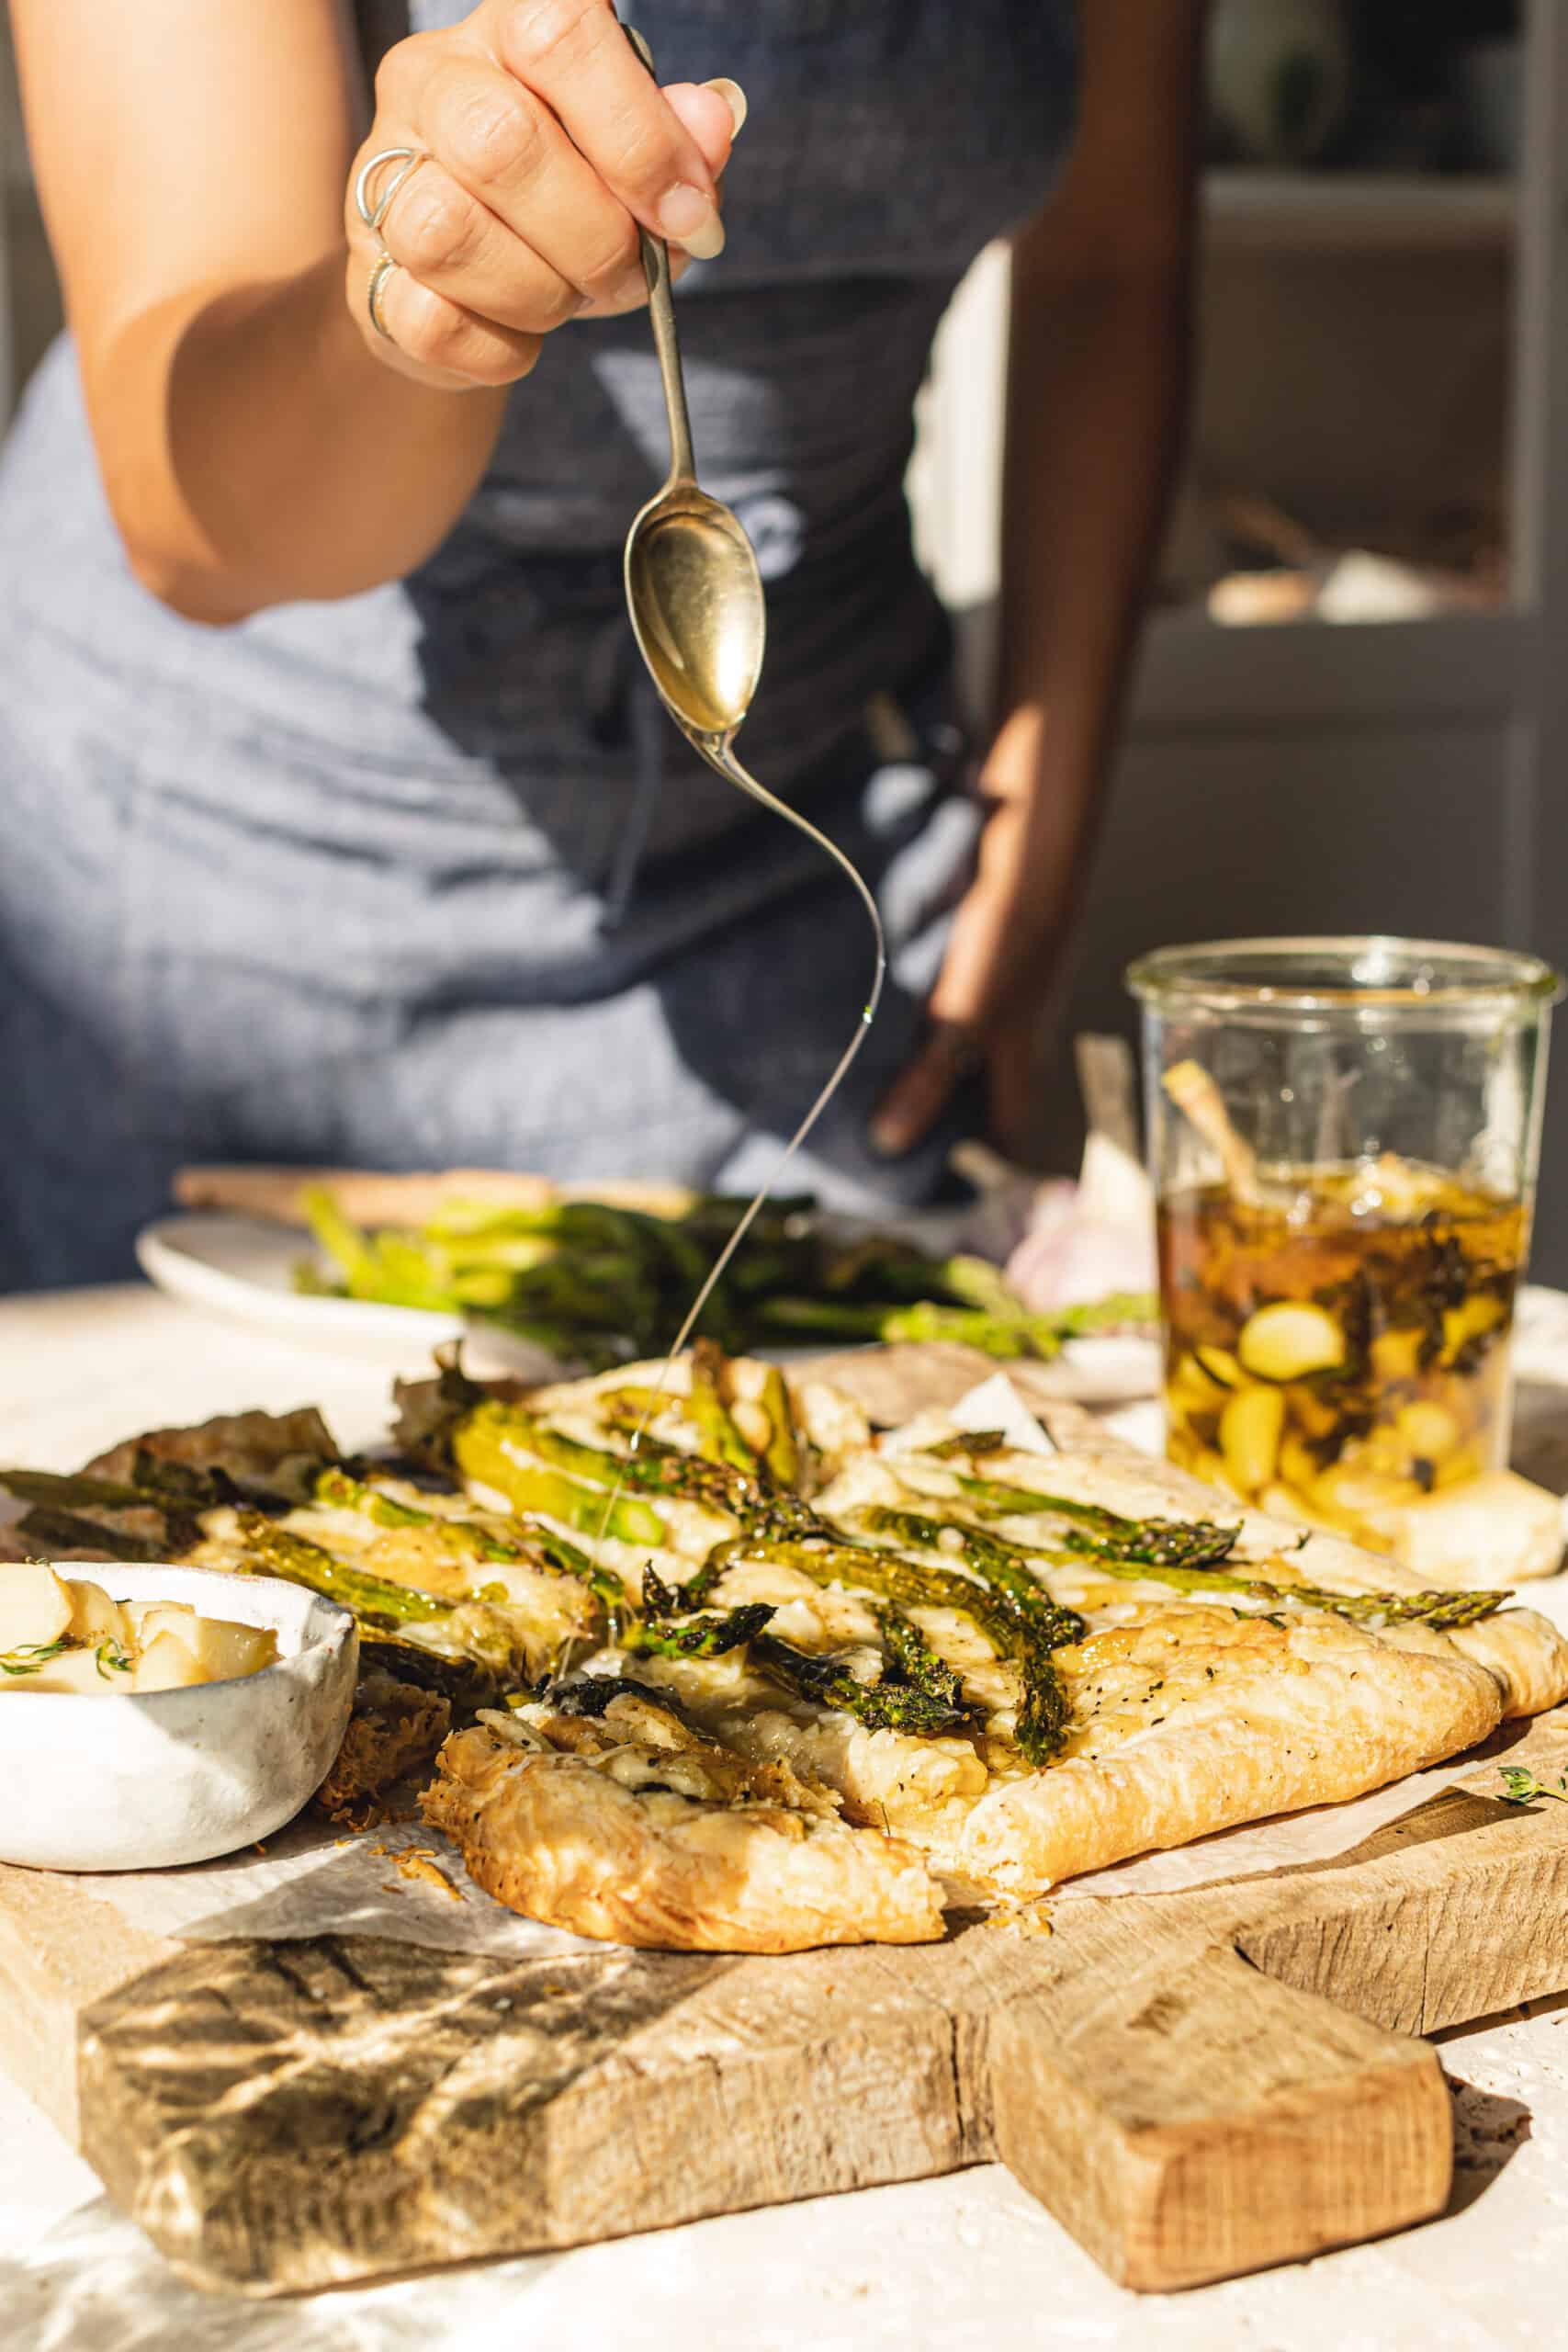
[420,1681,946,1953]
[312,1668,453,1829]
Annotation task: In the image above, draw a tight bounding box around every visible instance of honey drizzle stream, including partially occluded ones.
[590,736,887,1549]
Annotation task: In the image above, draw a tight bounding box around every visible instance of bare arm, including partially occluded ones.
[873,0,1203,1158]
[12,0,737,624]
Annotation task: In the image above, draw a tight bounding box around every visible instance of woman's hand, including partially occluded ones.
[12,0,742,614]
[346,0,743,389]
[870,774,1062,1166]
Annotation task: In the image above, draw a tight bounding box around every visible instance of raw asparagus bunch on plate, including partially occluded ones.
[296,1183,1153,1368]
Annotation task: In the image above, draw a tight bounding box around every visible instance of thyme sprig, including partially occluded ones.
[1499,1766,1568,1806]
[0,1637,70,1679]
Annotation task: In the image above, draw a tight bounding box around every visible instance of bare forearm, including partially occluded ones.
[930,258,1191,1030]
[985,258,1191,899]
[92,258,506,625]
[875,0,1203,1159]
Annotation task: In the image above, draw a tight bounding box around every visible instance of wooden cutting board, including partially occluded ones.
[6,1740,1568,2301]
[3,1344,1567,2299]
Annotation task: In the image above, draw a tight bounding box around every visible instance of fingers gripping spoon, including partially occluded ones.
[615,23,888,1380]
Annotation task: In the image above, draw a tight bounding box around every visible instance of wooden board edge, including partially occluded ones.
[1217,1772,1568,2036]
[0,1862,175,2143]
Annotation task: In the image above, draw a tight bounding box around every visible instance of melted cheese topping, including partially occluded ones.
[709,1560,882,1651]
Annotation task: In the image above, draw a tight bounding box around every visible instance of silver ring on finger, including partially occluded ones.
[367,251,402,344]
[354,145,428,236]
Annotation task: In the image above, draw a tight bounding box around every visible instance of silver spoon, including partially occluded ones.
[617,22,888,1361]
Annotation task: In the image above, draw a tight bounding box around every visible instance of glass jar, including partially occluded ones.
[1126,937,1562,1547]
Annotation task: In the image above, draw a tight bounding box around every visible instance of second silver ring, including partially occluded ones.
[367,251,402,343]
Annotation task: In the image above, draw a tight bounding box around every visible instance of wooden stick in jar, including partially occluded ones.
[1159,1062,1259,1201]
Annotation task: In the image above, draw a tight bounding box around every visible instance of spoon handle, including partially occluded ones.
[622,24,697,485]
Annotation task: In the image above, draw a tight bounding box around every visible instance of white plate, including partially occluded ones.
[138,1214,458,1349]
[135,1215,555,1374]
[134,1210,1161,1401]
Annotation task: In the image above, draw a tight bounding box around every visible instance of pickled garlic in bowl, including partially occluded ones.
[0,1564,279,1691]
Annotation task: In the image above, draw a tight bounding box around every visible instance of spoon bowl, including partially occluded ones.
[625,482,765,741]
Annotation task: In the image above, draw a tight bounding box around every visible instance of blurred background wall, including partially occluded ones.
[911,0,1568,1279]
[3,3,1568,1272]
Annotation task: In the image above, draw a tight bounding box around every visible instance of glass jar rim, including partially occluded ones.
[1125,934,1564,1017]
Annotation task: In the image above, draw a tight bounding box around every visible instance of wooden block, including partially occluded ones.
[1228,1721,1568,2036]
[987,1922,1450,2291]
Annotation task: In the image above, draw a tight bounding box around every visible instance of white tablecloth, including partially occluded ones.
[4,1283,1568,2352]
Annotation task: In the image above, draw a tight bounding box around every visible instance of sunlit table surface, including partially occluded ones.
[4,1280,1568,2352]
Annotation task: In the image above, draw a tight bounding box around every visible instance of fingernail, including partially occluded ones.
[705,77,748,136]
[660,183,725,259]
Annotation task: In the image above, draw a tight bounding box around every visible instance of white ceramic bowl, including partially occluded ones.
[0,1566,357,1871]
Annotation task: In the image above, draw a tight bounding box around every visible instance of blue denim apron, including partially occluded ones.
[0,1,1077,1288]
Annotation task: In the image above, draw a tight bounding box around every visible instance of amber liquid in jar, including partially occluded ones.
[1158,1158,1525,1550]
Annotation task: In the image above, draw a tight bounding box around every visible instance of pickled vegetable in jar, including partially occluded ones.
[1158,1154,1525,1551]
